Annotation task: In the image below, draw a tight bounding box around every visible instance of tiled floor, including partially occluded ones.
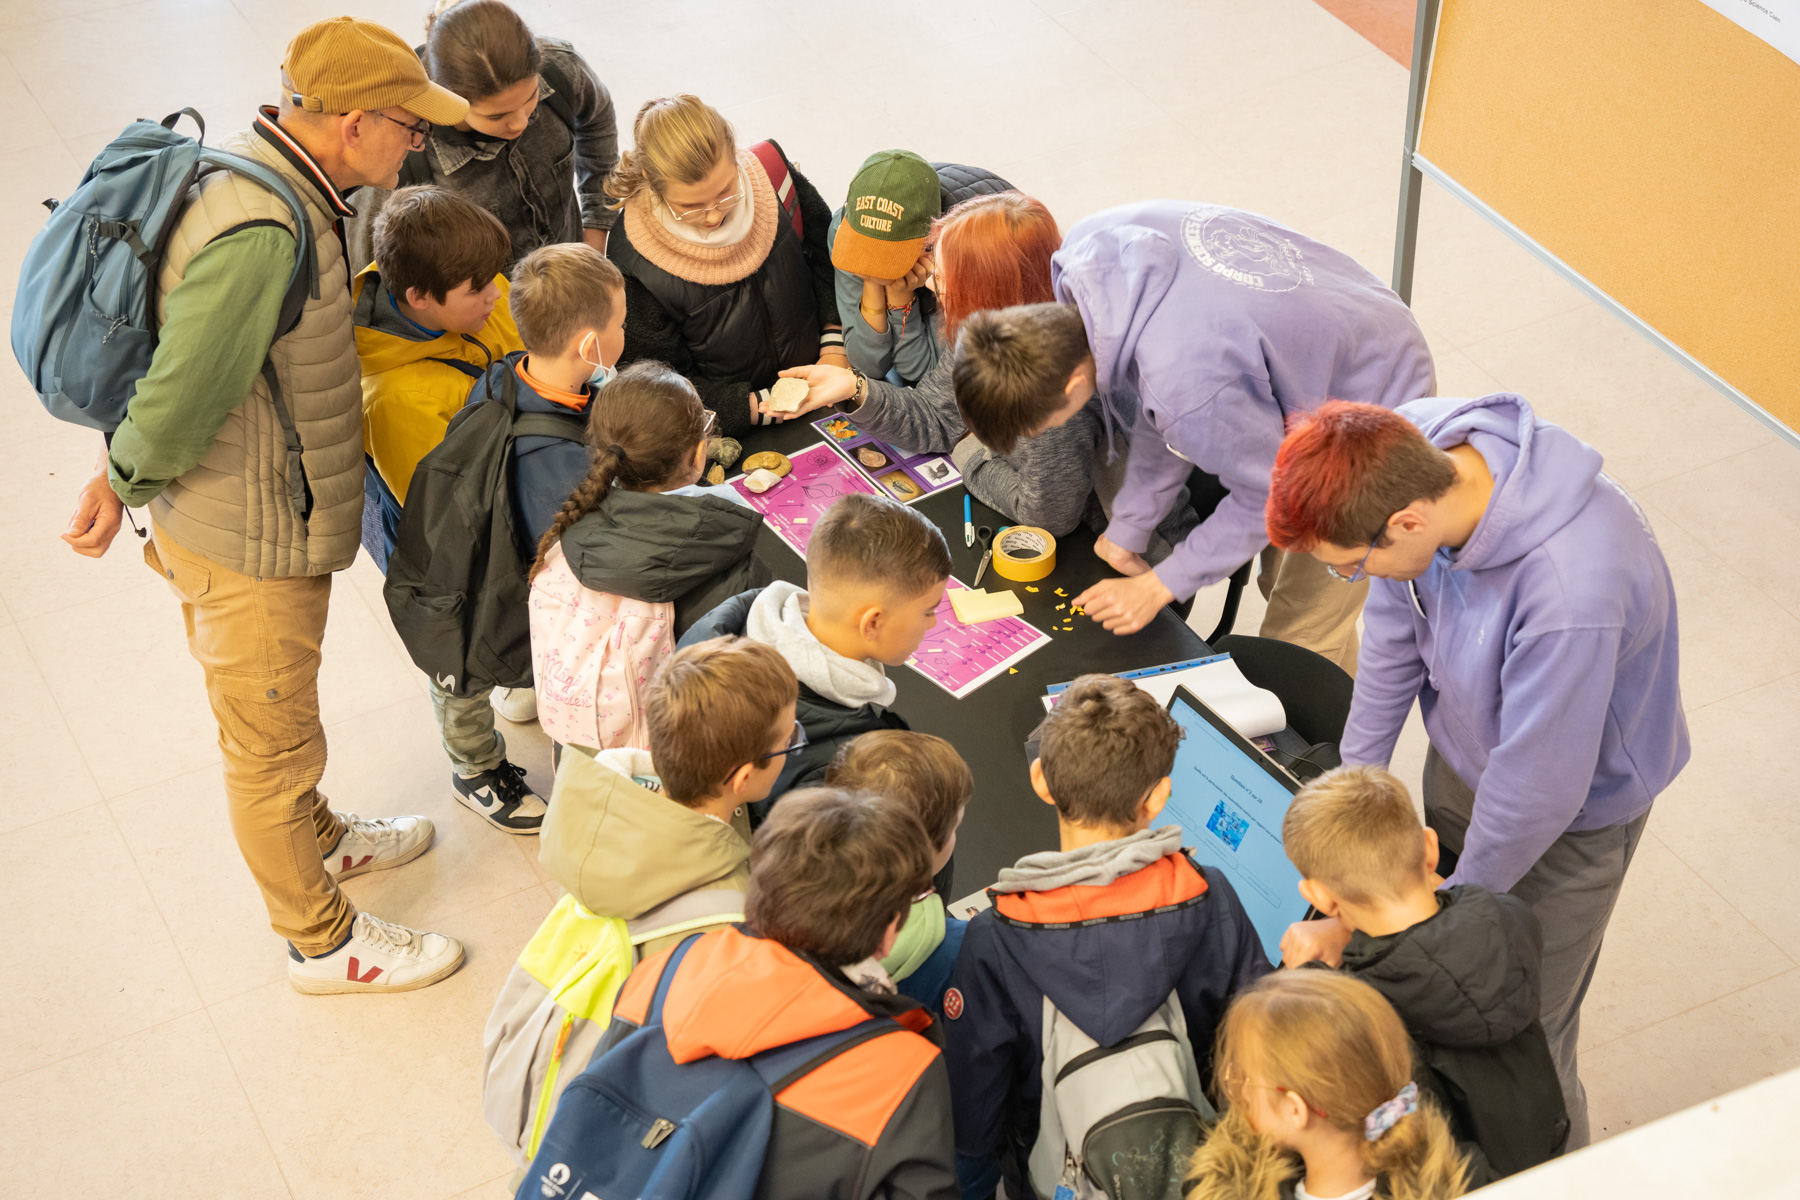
[1,0,1795,1195]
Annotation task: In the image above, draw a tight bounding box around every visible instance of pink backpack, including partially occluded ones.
[529,543,674,752]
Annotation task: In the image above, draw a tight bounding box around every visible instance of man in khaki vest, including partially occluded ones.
[61,19,472,994]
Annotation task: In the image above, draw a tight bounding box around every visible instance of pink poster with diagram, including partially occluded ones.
[730,442,878,556]
[908,580,1049,698]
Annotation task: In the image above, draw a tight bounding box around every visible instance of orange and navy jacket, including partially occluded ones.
[599,924,959,1200]
[942,849,1270,1193]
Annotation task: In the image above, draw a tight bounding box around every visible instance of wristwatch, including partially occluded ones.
[848,366,868,408]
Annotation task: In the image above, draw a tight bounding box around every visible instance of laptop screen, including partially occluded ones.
[1164,686,1308,965]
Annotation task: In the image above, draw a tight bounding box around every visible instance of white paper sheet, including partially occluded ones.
[1696,0,1800,67]
[1042,657,1287,740]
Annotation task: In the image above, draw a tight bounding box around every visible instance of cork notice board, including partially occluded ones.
[1416,0,1800,438]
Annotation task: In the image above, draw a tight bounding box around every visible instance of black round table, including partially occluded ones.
[736,418,1212,892]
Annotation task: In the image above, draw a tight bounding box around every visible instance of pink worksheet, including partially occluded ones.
[907,580,1049,698]
[730,442,878,556]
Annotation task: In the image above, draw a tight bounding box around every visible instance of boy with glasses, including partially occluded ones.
[539,635,801,957]
[1266,395,1687,1150]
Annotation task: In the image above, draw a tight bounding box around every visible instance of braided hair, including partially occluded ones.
[529,360,710,578]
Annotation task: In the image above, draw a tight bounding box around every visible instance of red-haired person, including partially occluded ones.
[770,179,1197,546]
[1268,396,1686,1151]
[951,203,1436,662]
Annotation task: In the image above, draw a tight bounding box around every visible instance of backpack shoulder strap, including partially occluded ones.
[513,410,589,441]
[747,140,803,242]
[627,891,746,947]
[750,1016,905,1095]
[536,48,578,132]
[194,148,320,339]
[428,356,487,380]
[645,932,708,1026]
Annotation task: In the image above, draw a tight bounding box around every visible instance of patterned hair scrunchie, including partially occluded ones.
[1363,1081,1418,1141]
[607,443,627,462]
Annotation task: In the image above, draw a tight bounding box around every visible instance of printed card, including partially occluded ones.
[812,414,961,503]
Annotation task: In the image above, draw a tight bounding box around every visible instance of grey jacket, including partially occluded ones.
[345,38,618,271]
[852,327,1196,553]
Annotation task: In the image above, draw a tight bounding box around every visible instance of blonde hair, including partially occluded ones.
[1190,972,1470,1200]
[1282,765,1429,904]
[603,94,736,207]
[508,242,623,353]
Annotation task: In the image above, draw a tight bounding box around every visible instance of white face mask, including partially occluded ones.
[580,331,615,388]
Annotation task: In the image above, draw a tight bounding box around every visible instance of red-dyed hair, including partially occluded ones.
[933,192,1060,342]
[1266,401,1457,551]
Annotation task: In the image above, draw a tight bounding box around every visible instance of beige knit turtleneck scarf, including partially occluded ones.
[621,148,779,286]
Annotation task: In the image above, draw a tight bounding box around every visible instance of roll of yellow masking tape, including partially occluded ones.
[992,526,1057,582]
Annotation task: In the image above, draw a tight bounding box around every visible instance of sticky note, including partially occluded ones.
[950,587,1026,624]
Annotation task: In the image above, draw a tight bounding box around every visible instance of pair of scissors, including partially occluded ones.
[972,526,994,587]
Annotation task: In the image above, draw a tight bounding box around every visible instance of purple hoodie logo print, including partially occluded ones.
[1180,208,1314,292]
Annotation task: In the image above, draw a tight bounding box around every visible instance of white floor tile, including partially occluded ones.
[2,0,274,147]
[1460,304,1774,492]
[0,804,203,1081]
[209,888,552,1200]
[0,1010,293,1199]
[1583,967,1800,1138]
[0,622,104,835]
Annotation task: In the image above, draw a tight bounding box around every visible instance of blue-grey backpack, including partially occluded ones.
[516,932,900,1200]
[10,108,318,449]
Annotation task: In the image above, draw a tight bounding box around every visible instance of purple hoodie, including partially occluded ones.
[1051,202,1436,597]
[1342,394,1689,892]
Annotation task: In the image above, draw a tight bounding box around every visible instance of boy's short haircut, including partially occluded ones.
[825,731,973,850]
[509,242,626,353]
[1038,674,1182,828]
[745,787,935,965]
[806,493,952,600]
[372,185,511,305]
[1282,764,1428,904]
[952,302,1091,455]
[644,636,799,805]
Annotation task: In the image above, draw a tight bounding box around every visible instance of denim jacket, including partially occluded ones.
[345,37,618,272]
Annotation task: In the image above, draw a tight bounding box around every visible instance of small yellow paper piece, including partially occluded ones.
[1026,586,1040,593]
[1008,667,1018,674]
[950,587,1026,624]
[1054,588,1068,596]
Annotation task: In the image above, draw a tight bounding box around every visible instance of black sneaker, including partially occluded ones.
[451,760,547,835]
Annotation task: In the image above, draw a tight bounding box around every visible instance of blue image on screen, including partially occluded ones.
[1162,695,1307,964]
[1206,801,1249,851]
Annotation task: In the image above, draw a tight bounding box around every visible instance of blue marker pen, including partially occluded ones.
[963,494,974,548]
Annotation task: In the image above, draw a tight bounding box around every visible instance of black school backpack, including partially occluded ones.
[382,364,585,696]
